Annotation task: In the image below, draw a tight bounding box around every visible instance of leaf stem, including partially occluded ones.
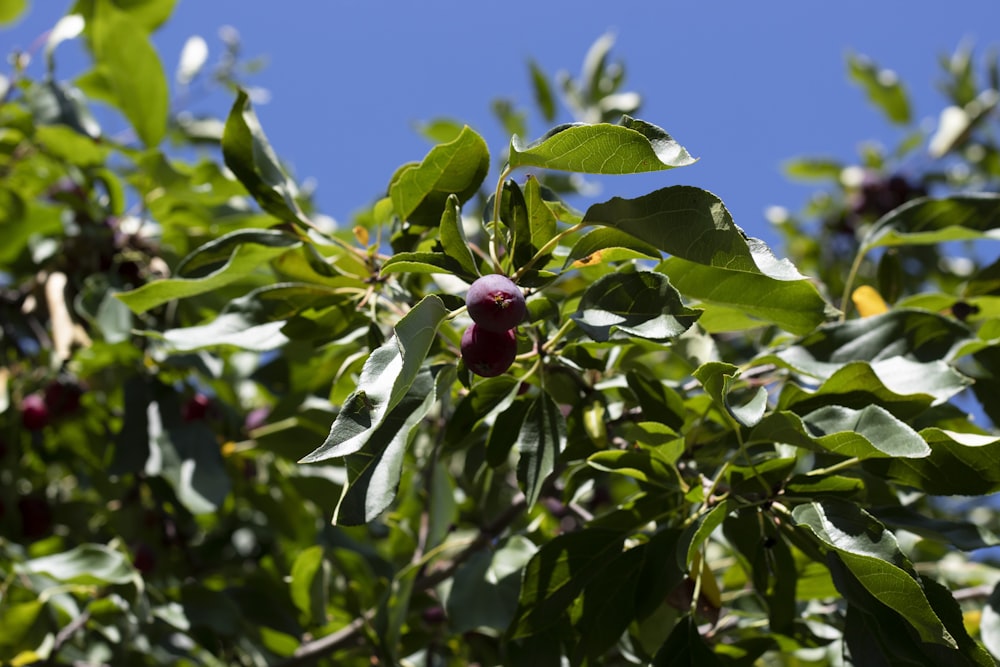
[839,242,869,322]
[513,221,587,283]
[490,166,514,275]
[805,456,862,477]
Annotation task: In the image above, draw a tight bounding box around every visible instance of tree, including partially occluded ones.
[2,2,1000,665]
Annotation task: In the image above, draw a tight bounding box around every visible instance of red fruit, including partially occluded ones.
[466,274,526,332]
[20,394,50,431]
[461,325,517,377]
[132,542,157,574]
[182,393,211,421]
[44,380,82,417]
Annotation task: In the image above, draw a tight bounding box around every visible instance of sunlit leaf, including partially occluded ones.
[509,116,695,174]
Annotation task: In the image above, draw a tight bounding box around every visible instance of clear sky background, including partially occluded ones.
[5,2,1000,251]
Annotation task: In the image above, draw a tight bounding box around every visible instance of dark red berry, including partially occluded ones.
[21,394,50,431]
[461,325,517,377]
[182,393,211,422]
[466,274,526,332]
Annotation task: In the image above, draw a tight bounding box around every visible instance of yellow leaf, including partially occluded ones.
[13,651,42,667]
[353,225,370,247]
[852,285,888,317]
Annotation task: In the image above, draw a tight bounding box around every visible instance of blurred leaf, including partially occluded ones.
[118,232,301,313]
[864,194,1000,249]
[18,544,133,585]
[982,583,1000,661]
[90,0,168,146]
[516,390,566,508]
[389,125,489,225]
[0,0,27,25]
[783,157,844,182]
[223,88,308,224]
[529,59,556,122]
[571,270,700,342]
[290,546,328,625]
[510,115,695,174]
[852,285,889,317]
[155,421,231,514]
[848,52,912,125]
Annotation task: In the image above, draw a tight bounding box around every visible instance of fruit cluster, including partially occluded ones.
[460,274,526,377]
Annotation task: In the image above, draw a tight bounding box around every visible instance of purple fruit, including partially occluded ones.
[182,393,211,422]
[461,325,517,377]
[21,394,50,431]
[466,274,526,332]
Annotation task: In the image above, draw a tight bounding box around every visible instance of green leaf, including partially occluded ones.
[333,365,453,525]
[446,535,537,633]
[507,176,559,273]
[117,234,301,313]
[223,88,308,224]
[18,544,134,585]
[802,404,930,459]
[528,59,556,122]
[783,156,844,182]
[0,601,45,657]
[154,421,232,514]
[299,294,451,463]
[570,545,645,663]
[587,447,684,490]
[652,616,726,666]
[511,528,625,637]
[0,0,27,25]
[793,500,956,648]
[863,194,1000,249]
[444,375,520,450]
[90,0,168,146]
[776,360,936,420]
[680,499,735,568]
[848,52,912,125]
[565,227,660,269]
[380,251,473,278]
[872,428,1000,496]
[509,116,695,174]
[982,583,1000,661]
[439,193,481,280]
[625,371,686,430]
[693,361,768,428]
[872,506,999,551]
[389,125,489,225]
[571,270,700,342]
[290,546,328,625]
[516,391,566,508]
[662,256,831,335]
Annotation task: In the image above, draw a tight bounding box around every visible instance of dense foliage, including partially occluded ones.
[4,2,1000,666]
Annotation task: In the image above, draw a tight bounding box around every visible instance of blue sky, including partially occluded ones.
[5,2,1000,250]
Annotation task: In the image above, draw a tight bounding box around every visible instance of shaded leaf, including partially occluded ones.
[571,270,700,342]
[651,616,725,666]
[517,391,566,507]
[872,428,1000,496]
[511,529,625,637]
[446,535,537,633]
